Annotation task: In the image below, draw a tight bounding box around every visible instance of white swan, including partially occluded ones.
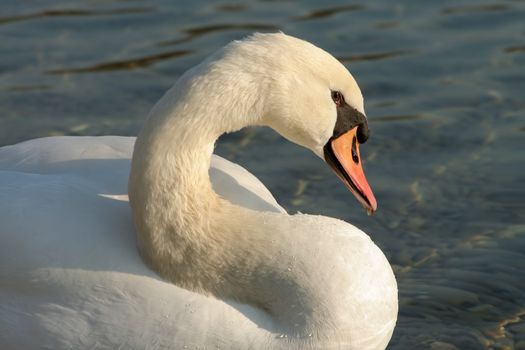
[0,33,397,349]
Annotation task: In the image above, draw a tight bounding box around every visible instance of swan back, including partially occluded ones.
[0,136,396,349]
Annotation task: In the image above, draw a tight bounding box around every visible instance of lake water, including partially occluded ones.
[1,0,524,348]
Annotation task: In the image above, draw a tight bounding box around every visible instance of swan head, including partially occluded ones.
[225,33,377,213]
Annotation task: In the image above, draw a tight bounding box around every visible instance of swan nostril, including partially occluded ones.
[351,136,359,164]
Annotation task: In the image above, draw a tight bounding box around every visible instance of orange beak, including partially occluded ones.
[324,127,377,214]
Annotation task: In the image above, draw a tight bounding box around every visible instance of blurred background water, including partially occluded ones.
[1,0,524,348]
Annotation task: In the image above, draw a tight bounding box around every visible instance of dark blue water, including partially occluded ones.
[1,1,524,348]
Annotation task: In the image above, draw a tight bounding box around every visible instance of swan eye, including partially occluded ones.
[331,91,344,107]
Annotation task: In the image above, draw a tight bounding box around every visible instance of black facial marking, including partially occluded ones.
[333,100,369,143]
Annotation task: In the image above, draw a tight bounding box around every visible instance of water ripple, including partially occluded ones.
[215,4,248,13]
[293,4,364,21]
[5,85,51,92]
[372,114,424,123]
[441,4,510,15]
[504,45,525,53]
[46,50,192,74]
[159,23,279,46]
[337,49,413,63]
[0,7,154,25]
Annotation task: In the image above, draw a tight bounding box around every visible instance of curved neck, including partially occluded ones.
[128,64,390,344]
[129,64,286,294]
[129,59,268,250]
[129,63,265,285]
[130,69,306,323]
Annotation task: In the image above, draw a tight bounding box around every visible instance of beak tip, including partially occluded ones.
[326,127,378,217]
[366,198,377,216]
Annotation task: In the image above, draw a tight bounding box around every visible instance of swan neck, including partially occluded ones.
[128,65,266,285]
[128,59,397,345]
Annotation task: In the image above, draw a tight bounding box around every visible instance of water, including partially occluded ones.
[1,0,524,348]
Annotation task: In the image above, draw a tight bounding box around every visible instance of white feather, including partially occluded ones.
[0,33,397,349]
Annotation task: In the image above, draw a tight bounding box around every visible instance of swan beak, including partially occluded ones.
[324,127,377,214]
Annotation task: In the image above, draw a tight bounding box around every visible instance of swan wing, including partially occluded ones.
[210,155,286,213]
[0,136,285,213]
[0,136,394,349]
[0,136,277,349]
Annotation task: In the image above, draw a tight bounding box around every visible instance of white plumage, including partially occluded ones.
[0,33,397,349]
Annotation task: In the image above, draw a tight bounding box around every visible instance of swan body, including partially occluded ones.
[0,33,397,349]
